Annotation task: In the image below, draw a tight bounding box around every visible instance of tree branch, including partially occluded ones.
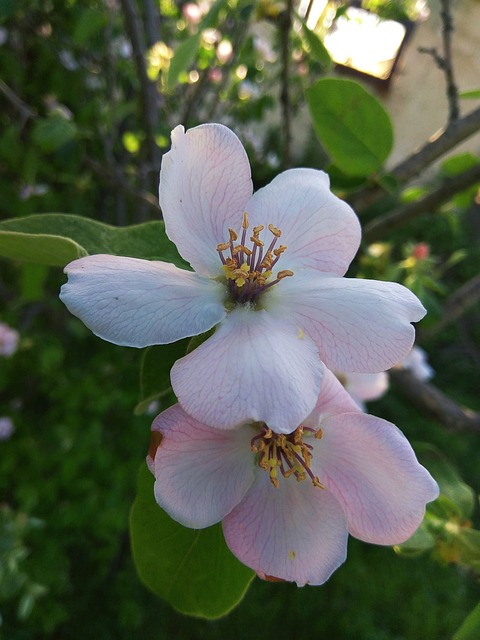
[279,0,293,169]
[119,0,160,184]
[362,163,480,243]
[0,79,37,124]
[390,368,480,433]
[348,105,480,214]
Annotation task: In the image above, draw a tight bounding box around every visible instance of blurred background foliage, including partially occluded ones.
[1,0,480,637]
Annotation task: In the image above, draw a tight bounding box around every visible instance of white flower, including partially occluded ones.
[60,123,425,433]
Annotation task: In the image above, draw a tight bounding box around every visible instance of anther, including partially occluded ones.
[277,270,294,280]
[273,245,287,257]
[229,228,238,242]
[242,212,249,229]
[253,224,265,236]
[250,236,264,247]
[268,224,282,237]
[217,242,231,252]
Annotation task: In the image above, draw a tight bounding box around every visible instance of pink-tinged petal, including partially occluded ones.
[159,124,253,276]
[171,306,323,433]
[223,471,348,586]
[343,371,389,404]
[304,368,361,430]
[150,405,255,528]
[60,254,226,347]
[269,272,426,372]
[245,168,360,275]
[312,413,439,545]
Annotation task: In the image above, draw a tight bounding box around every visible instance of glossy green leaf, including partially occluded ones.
[459,89,480,100]
[453,602,480,640]
[135,339,189,415]
[0,214,186,267]
[130,464,255,618]
[306,78,393,176]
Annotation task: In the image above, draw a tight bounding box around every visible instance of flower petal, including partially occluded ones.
[60,254,226,347]
[159,124,253,276]
[304,368,362,429]
[150,405,255,528]
[312,413,439,545]
[223,471,348,586]
[245,168,361,275]
[269,271,426,372]
[171,306,324,433]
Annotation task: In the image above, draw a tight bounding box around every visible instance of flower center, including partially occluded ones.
[251,425,325,489]
[216,212,293,304]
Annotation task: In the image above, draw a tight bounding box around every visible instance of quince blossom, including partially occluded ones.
[0,322,19,357]
[147,369,439,586]
[60,123,425,433]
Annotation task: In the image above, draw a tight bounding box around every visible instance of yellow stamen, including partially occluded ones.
[268,223,282,237]
[242,211,249,229]
[277,270,294,280]
[217,242,231,252]
[229,228,238,242]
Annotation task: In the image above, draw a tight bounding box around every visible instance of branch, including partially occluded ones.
[279,0,293,169]
[418,272,480,340]
[119,0,160,179]
[0,79,37,124]
[390,368,480,433]
[142,0,161,48]
[85,157,160,212]
[439,0,460,122]
[348,105,480,213]
[362,163,480,243]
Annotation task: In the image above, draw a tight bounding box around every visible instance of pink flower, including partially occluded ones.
[60,123,425,433]
[336,370,389,410]
[0,322,19,357]
[147,369,439,586]
[0,417,15,440]
[401,346,434,381]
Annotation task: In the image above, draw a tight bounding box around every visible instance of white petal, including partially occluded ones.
[159,124,253,276]
[150,405,255,528]
[312,413,440,545]
[245,168,361,275]
[171,306,324,433]
[304,368,362,429]
[223,470,348,586]
[269,271,426,372]
[60,254,226,347]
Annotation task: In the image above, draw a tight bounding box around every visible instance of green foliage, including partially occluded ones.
[0,214,186,266]
[306,78,393,175]
[454,602,480,640]
[130,464,255,619]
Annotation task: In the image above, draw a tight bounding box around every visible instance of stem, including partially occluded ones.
[362,164,480,243]
[279,0,293,169]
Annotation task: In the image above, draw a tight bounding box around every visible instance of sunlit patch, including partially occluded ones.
[217,212,293,304]
[251,424,324,489]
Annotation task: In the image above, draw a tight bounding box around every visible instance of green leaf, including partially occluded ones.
[394,520,436,555]
[298,21,332,71]
[306,78,393,176]
[416,443,475,520]
[441,152,479,177]
[453,602,480,640]
[166,0,229,90]
[459,89,480,100]
[32,116,77,152]
[0,214,186,267]
[0,230,88,266]
[130,464,255,619]
[135,340,190,415]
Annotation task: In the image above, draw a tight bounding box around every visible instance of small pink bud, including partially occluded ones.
[411,243,429,260]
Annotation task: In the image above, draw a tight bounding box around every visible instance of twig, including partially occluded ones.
[390,368,480,433]
[279,0,293,169]
[119,0,160,184]
[439,0,460,122]
[348,106,480,214]
[142,0,161,48]
[418,273,480,340]
[0,79,37,124]
[362,163,480,242]
[85,157,160,212]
